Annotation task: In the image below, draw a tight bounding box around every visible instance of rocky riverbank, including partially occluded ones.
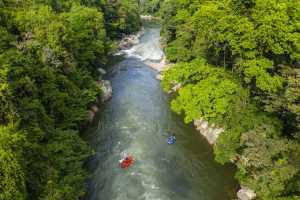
[146,56,168,72]
[87,77,112,123]
[87,28,147,123]
[156,59,256,200]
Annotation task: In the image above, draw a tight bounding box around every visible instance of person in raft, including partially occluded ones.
[167,133,176,145]
[119,154,134,169]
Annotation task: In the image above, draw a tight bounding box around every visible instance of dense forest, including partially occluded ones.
[0,0,140,199]
[139,0,162,14]
[1,0,300,199]
[160,0,300,199]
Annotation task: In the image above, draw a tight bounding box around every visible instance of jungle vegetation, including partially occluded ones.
[0,0,140,199]
[139,0,162,14]
[160,0,300,199]
[1,0,300,199]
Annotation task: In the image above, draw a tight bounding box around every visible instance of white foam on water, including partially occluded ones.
[142,191,170,200]
[118,27,164,63]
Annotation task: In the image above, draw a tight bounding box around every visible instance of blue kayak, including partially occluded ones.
[167,135,176,144]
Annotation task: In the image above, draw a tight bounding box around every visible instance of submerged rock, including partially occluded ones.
[237,187,256,200]
[194,119,224,144]
[98,68,107,75]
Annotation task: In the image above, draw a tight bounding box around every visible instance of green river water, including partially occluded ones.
[86,23,238,200]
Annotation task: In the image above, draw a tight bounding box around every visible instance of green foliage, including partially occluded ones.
[62,5,107,70]
[41,130,93,200]
[163,58,299,199]
[236,131,300,199]
[160,0,300,198]
[214,129,241,164]
[161,0,300,95]
[0,125,26,200]
[163,59,239,123]
[0,0,141,199]
[252,0,300,60]
[100,0,141,38]
[237,58,283,93]
[139,0,162,14]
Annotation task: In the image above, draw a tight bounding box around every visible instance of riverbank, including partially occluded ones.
[155,59,257,200]
[87,79,112,123]
[147,32,255,200]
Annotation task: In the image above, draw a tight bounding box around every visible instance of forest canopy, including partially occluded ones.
[160,0,300,199]
[1,0,300,199]
[0,0,140,199]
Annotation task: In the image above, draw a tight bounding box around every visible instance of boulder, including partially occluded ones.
[156,74,163,81]
[171,83,182,92]
[90,105,99,113]
[98,80,112,102]
[194,118,224,144]
[87,110,96,123]
[146,55,168,72]
[237,187,256,200]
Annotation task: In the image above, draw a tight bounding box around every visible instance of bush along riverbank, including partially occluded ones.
[159,0,300,199]
[0,1,140,199]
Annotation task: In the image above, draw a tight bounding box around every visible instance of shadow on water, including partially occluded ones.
[85,23,238,200]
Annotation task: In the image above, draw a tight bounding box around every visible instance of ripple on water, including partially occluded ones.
[86,23,237,200]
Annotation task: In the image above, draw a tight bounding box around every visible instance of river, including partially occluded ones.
[86,23,237,200]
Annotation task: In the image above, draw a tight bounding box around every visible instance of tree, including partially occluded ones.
[0,125,26,200]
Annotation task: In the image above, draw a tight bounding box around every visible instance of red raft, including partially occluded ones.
[119,155,134,169]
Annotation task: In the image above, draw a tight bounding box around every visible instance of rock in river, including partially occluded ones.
[98,80,112,103]
[237,187,256,200]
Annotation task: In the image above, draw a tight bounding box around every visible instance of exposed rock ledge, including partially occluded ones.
[87,80,112,123]
[193,119,224,145]
[140,15,160,21]
[237,187,256,200]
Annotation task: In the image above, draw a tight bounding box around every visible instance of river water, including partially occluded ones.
[86,23,237,200]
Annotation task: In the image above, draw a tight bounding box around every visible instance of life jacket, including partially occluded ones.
[120,155,134,169]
